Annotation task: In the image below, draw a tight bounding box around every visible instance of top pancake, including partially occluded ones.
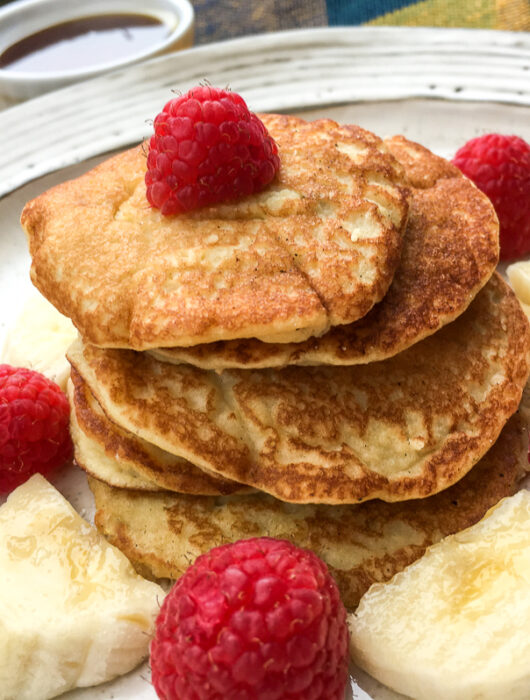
[22,115,409,350]
[67,273,530,505]
[152,136,499,369]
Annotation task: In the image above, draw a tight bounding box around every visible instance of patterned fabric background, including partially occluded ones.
[192,0,530,44]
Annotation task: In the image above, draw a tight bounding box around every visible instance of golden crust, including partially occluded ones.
[68,368,247,496]
[153,136,499,370]
[88,411,529,610]
[67,274,530,504]
[22,116,409,350]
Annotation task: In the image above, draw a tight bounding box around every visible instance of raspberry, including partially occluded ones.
[150,537,349,700]
[0,365,72,493]
[452,133,530,260]
[145,86,281,216]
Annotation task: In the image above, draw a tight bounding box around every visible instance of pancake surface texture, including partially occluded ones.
[22,116,409,350]
[153,136,499,369]
[68,370,247,496]
[88,412,529,610]
[67,273,530,504]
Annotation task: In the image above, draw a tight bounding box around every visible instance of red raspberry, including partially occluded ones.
[150,537,349,700]
[0,365,72,493]
[452,133,530,260]
[145,86,281,216]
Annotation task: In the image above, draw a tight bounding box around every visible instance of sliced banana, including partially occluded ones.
[0,474,165,700]
[507,260,530,306]
[348,490,530,700]
[1,293,77,390]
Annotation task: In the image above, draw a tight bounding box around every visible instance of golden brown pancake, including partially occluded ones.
[69,379,161,492]
[22,116,409,350]
[153,137,499,369]
[68,368,248,496]
[88,412,529,610]
[67,273,530,505]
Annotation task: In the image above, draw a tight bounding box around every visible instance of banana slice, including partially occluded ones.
[507,261,530,306]
[1,293,76,391]
[0,474,165,700]
[348,490,530,700]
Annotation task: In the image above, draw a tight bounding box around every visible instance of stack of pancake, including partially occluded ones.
[22,115,530,609]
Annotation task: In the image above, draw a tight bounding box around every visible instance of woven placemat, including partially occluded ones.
[192,0,530,44]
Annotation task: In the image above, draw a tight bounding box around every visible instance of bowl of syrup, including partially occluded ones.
[0,0,194,101]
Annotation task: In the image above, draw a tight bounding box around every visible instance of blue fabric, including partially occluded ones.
[326,0,421,25]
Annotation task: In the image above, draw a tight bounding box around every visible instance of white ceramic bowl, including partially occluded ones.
[0,0,194,101]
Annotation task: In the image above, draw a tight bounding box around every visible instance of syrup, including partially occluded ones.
[0,13,172,73]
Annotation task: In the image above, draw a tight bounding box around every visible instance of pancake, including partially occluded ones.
[22,115,409,350]
[68,369,248,496]
[88,412,529,610]
[152,136,499,370]
[68,378,163,492]
[69,383,160,492]
[67,273,530,504]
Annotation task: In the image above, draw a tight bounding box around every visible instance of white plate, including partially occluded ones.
[1,26,529,700]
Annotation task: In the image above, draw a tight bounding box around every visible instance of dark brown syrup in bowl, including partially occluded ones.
[0,13,172,72]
